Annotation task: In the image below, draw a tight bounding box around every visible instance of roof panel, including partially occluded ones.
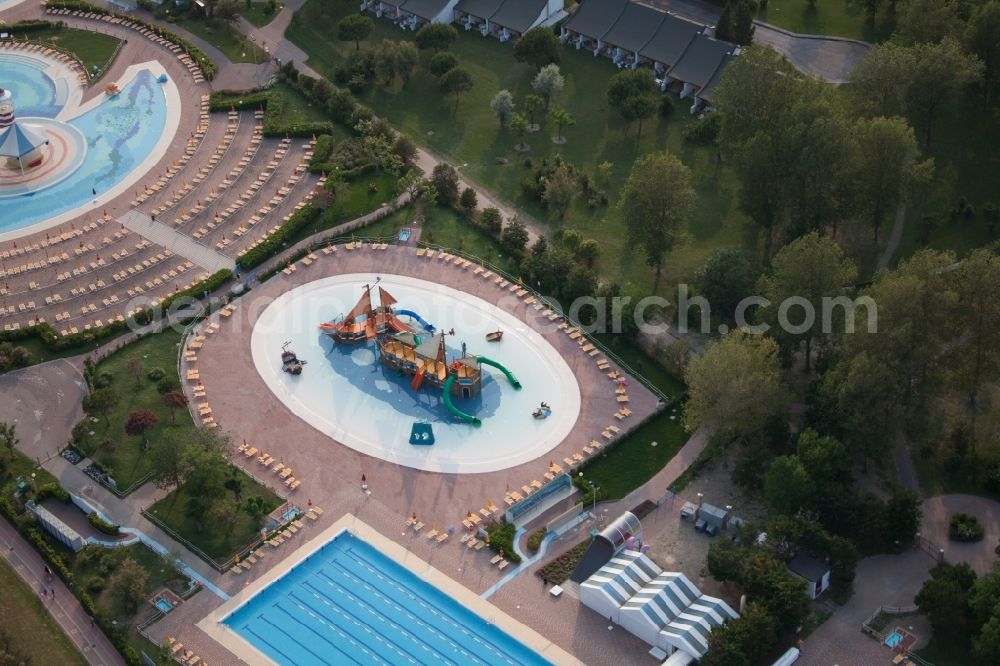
[490,0,548,33]
[601,2,666,52]
[638,13,703,68]
[668,34,733,88]
[454,0,504,19]
[563,0,629,40]
[401,0,451,19]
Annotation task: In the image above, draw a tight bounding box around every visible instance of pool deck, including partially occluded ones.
[198,515,582,665]
[142,245,662,664]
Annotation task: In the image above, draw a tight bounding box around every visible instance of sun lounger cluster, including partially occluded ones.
[1,39,89,86]
[164,636,207,665]
[45,8,211,82]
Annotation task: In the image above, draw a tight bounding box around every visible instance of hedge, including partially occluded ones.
[6,19,57,32]
[86,512,120,536]
[209,89,334,138]
[44,0,216,80]
[0,497,142,665]
[36,483,71,503]
[236,205,321,270]
[485,521,522,564]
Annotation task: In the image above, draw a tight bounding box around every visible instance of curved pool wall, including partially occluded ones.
[250,273,582,474]
[0,54,63,118]
[0,60,181,240]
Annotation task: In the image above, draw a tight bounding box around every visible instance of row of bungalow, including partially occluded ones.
[361,0,565,40]
[561,0,738,112]
[360,0,737,112]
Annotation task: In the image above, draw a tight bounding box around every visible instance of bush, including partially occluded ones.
[527,527,547,554]
[536,540,590,584]
[485,521,521,563]
[146,367,165,382]
[683,113,722,145]
[86,575,106,593]
[94,371,114,388]
[87,512,120,536]
[237,205,322,270]
[36,483,70,503]
[949,513,985,542]
[660,95,675,116]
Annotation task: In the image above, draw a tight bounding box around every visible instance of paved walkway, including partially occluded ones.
[119,210,235,273]
[238,0,320,79]
[0,519,125,666]
[0,359,87,464]
[921,494,1000,575]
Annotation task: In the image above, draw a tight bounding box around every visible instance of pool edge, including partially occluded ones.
[196,513,583,666]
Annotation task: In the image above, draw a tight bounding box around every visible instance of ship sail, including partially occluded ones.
[378,286,398,307]
[345,288,372,321]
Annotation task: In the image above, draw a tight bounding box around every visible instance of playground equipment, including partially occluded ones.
[409,422,435,445]
[280,341,305,375]
[442,375,482,427]
[396,309,436,333]
[477,356,522,390]
[319,281,414,343]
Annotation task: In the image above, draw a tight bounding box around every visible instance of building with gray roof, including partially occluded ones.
[599,2,667,66]
[561,0,629,51]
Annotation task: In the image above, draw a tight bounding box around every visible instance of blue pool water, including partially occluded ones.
[884,631,903,648]
[224,533,549,666]
[154,598,173,613]
[0,69,167,233]
[0,56,61,118]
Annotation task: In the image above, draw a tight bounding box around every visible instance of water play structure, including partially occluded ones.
[321,283,522,429]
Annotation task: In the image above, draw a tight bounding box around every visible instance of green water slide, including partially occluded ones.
[442,375,482,427]
[476,356,522,390]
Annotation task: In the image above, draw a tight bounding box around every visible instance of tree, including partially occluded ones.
[396,41,419,83]
[337,14,374,51]
[501,218,529,252]
[848,42,918,118]
[764,455,815,515]
[542,165,578,219]
[965,1,1000,107]
[125,356,144,388]
[606,69,659,136]
[894,0,960,46]
[0,422,18,473]
[107,557,148,613]
[480,207,503,236]
[431,163,460,205]
[149,437,192,491]
[459,187,478,216]
[684,330,790,455]
[514,26,560,68]
[523,93,544,129]
[83,387,119,426]
[243,495,268,526]
[701,602,777,666]
[124,410,159,447]
[439,68,473,112]
[373,40,400,84]
[795,428,850,489]
[532,64,564,111]
[576,239,599,267]
[490,89,515,128]
[907,39,983,147]
[851,115,930,243]
[757,232,858,371]
[618,152,695,289]
[415,23,457,51]
[160,391,188,426]
[509,112,529,151]
[392,134,418,165]
[915,563,976,640]
[697,249,757,325]
[548,107,574,143]
[397,171,437,221]
[429,51,458,77]
[716,0,755,45]
[951,250,1000,448]
[214,0,241,25]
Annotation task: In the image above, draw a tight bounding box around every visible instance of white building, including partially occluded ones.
[580,550,739,661]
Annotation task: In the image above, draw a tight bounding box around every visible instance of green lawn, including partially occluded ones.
[0,560,87,666]
[148,475,282,561]
[74,329,193,492]
[756,0,895,42]
[71,543,186,622]
[272,82,344,126]
[287,0,746,296]
[29,27,122,76]
[167,16,266,63]
[577,406,689,500]
[0,444,60,498]
[241,1,282,28]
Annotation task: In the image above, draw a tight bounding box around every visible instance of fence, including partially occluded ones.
[917,535,945,564]
[860,604,932,665]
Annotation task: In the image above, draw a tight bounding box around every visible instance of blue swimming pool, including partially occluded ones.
[223,533,549,665]
[0,55,61,118]
[0,69,167,233]
[154,598,174,613]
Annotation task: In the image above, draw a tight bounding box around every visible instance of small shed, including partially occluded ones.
[788,554,831,599]
[679,501,698,522]
[696,503,728,532]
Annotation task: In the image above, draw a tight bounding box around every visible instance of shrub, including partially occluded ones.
[146,367,165,382]
[660,95,675,116]
[949,513,984,542]
[683,113,722,145]
[156,376,181,395]
[527,527,547,554]
[485,521,522,563]
[87,512,120,536]
[86,575,106,593]
[36,483,70,503]
[237,205,323,270]
[536,540,590,584]
[93,371,114,388]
